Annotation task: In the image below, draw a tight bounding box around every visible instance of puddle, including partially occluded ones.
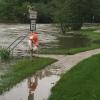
[0,69,60,100]
[0,61,12,76]
[57,34,91,49]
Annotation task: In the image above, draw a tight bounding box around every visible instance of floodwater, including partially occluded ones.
[0,24,58,56]
[0,62,11,76]
[0,24,92,56]
[57,34,91,49]
[0,69,60,100]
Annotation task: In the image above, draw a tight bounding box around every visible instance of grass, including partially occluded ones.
[0,57,56,94]
[40,27,100,54]
[49,54,100,100]
[81,29,100,40]
[0,48,11,60]
[40,43,100,55]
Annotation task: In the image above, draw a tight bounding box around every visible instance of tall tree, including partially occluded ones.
[51,0,93,32]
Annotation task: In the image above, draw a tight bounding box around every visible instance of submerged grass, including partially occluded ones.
[40,44,100,55]
[40,28,100,54]
[0,57,56,94]
[49,54,100,100]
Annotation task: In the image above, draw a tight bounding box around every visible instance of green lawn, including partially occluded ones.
[0,57,56,94]
[40,44,100,55]
[49,54,100,100]
[82,29,100,40]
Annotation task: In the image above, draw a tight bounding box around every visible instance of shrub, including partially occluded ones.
[0,48,11,60]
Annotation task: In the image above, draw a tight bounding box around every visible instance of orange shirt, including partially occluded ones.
[29,32,39,46]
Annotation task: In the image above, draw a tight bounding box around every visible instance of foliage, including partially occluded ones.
[0,48,10,60]
[0,0,100,29]
[0,0,52,23]
[51,0,93,32]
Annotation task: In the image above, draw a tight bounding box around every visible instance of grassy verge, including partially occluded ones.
[0,57,56,94]
[49,54,100,100]
[40,44,100,55]
[40,28,100,54]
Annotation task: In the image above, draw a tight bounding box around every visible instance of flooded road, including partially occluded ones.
[0,23,93,59]
[0,24,58,56]
[0,69,60,100]
[0,23,92,56]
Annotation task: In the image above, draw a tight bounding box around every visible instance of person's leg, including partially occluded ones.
[28,40,33,50]
[33,46,38,54]
[28,40,33,56]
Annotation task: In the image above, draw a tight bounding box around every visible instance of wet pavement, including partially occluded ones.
[47,48,100,75]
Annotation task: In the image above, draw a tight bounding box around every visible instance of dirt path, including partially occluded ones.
[35,48,100,75]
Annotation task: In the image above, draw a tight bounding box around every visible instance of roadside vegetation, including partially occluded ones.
[0,0,100,30]
[49,54,100,100]
[0,48,11,60]
[0,57,56,94]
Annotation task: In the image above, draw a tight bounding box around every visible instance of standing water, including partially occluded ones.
[0,69,60,100]
[0,24,58,56]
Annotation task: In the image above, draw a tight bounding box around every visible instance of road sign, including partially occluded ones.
[29,10,37,31]
[29,11,37,19]
[30,20,36,31]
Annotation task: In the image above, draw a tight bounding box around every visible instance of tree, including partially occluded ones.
[51,0,93,32]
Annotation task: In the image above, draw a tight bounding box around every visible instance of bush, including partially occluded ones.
[0,48,11,60]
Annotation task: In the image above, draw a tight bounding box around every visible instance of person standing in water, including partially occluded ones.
[28,31,39,55]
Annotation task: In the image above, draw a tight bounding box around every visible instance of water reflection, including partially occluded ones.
[28,76,38,100]
[0,69,60,100]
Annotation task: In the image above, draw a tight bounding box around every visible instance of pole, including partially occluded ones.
[28,7,37,57]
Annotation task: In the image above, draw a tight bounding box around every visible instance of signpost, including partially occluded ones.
[28,8,38,57]
[30,20,36,31]
[29,11,37,19]
[29,10,37,31]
